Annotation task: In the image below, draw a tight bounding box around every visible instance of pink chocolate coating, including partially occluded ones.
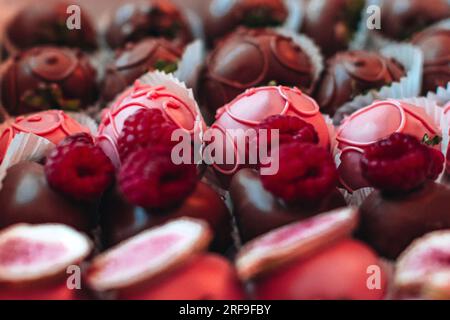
[209,86,330,177]
[337,100,441,192]
[0,110,89,163]
[97,81,205,168]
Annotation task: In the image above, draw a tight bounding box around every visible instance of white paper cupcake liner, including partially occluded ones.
[334,43,423,124]
[66,112,98,135]
[349,0,374,50]
[0,133,55,190]
[275,28,324,91]
[175,39,206,92]
[426,84,450,106]
[282,0,303,32]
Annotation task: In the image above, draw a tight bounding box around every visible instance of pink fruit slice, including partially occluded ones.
[395,231,450,298]
[87,218,212,291]
[0,224,92,283]
[236,207,359,280]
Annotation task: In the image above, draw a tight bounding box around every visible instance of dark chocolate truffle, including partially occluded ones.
[412,27,450,94]
[101,38,183,103]
[100,182,232,252]
[201,0,288,45]
[229,169,347,242]
[0,161,95,232]
[4,1,97,53]
[105,0,193,49]
[359,182,450,259]
[315,50,405,116]
[200,28,316,115]
[302,0,365,57]
[1,46,98,116]
[377,0,450,41]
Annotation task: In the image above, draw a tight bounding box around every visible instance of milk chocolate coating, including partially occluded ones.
[100,181,232,252]
[105,0,193,49]
[1,46,98,116]
[200,28,315,115]
[229,169,347,243]
[359,182,450,259]
[412,27,450,94]
[101,38,182,102]
[4,0,97,53]
[0,162,95,232]
[315,51,405,116]
[201,0,288,45]
[302,0,365,57]
[377,0,450,40]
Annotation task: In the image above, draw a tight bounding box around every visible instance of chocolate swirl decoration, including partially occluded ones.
[0,47,98,116]
[105,0,193,49]
[412,27,450,94]
[315,51,405,116]
[201,28,315,116]
[101,38,183,103]
[208,86,330,182]
[0,110,89,163]
[98,82,202,168]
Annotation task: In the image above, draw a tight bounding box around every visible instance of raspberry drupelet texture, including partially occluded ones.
[260,142,338,203]
[45,133,115,201]
[256,115,320,147]
[361,133,444,193]
[117,109,178,162]
[118,147,198,209]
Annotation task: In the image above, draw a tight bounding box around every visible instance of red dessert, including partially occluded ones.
[0,110,89,163]
[207,86,330,183]
[358,133,450,259]
[234,207,386,300]
[229,141,346,242]
[87,219,244,300]
[336,100,441,192]
[97,81,205,168]
[395,231,450,299]
[101,146,232,251]
[0,224,92,300]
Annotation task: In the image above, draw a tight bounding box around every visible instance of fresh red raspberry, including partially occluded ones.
[428,148,445,180]
[257,115,319,146]
[361,133,444,193]
[260,142,338,203]
[118,147,198,209]
[117,109,178,162]
[45,133,115,201]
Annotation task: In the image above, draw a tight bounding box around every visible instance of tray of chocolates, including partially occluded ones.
[0,0,450,302]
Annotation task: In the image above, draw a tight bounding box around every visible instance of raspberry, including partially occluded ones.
[260,142,338,203]
[117,109,178,162]
[257,115,319,147]
[428,148,445,180]
[45,133,115,201]
[118,147,198,209]
[361,133,444,193]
